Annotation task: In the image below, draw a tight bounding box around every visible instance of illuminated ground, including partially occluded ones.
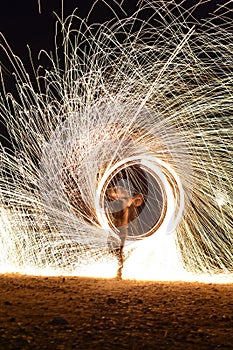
[0,275,232,349]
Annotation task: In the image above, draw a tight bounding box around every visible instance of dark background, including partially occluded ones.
[0,0,227,75]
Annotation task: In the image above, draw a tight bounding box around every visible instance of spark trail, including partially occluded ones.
[0,1,232,282]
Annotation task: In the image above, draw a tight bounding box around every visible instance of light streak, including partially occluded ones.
[0,1,232,283]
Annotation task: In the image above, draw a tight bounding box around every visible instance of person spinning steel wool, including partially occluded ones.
[106,180,144,279]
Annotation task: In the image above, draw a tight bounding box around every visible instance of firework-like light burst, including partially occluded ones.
[0,1,232,282]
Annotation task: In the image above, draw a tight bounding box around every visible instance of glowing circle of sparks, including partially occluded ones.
[95,155,185,240]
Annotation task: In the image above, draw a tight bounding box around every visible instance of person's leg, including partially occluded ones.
[116,226,128,279]
[115,245,123,279]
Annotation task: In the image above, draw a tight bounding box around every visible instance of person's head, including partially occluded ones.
[106,185,144,227]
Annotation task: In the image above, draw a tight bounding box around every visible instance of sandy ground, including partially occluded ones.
[0,274,233,350]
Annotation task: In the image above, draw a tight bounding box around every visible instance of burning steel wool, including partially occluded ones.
[0,1,232,282]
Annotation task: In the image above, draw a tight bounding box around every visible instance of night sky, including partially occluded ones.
[0,0,227,65]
